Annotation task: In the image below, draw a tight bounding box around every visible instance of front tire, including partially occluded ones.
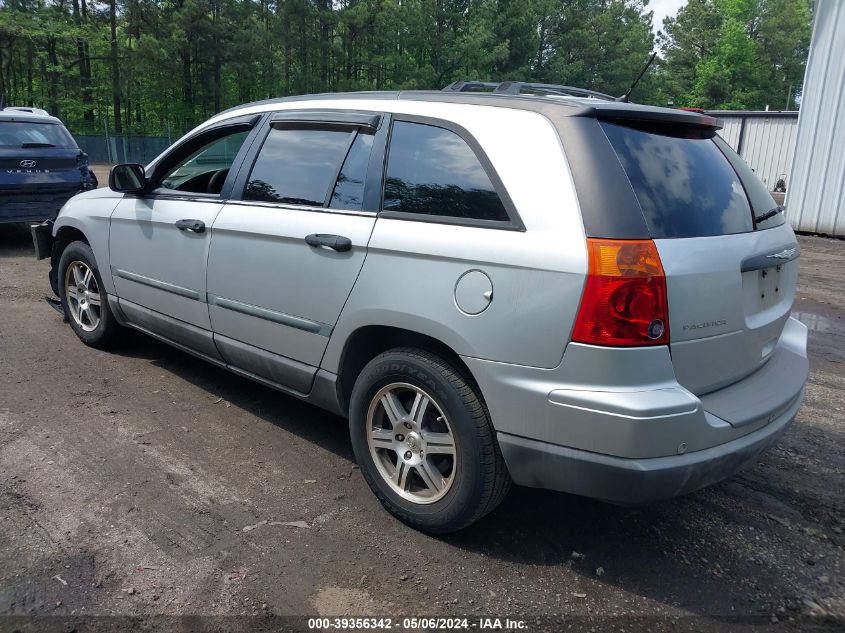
[349,347,510,533]
[58,240,121,349]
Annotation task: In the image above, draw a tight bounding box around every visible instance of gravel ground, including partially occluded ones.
[0,224,842,632]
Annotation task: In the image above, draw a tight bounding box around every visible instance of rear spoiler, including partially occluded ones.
[579,104,723,131]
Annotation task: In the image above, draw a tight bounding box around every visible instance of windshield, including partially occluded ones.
[0,121,77,149]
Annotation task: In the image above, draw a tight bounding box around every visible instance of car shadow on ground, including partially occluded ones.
[0,222,36,255]
[116,328,357,463]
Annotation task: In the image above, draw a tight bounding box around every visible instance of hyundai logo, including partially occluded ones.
[20,159,37,168]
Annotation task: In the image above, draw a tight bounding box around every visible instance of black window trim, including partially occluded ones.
[144,113,264,202]
[222,198,378,218]
[230,109,389,215]
[379,114,525,232]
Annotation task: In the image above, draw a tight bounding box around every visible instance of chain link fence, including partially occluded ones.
[74,134,173,165]
[68,117,186,165]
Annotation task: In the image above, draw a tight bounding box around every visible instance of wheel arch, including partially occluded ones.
[335,325,483,413]
[50,224,90,295]
[53,224,89,248]
[49,206,117,295]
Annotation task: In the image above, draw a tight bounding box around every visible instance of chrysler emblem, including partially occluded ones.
[20,159,37,168]
[767,247,797,260]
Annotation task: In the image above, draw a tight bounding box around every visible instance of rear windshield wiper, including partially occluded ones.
[754,206,783,224]
[21,142,56,148]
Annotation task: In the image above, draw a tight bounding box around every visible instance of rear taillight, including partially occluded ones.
[572,239,669,346]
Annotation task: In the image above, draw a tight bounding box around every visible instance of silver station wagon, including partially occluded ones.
[32,82,808,532]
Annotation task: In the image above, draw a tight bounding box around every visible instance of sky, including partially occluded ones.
[649,0,688,34]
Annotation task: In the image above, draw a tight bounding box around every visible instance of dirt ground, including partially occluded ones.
[0,224,843,632]
[89,164,112,188]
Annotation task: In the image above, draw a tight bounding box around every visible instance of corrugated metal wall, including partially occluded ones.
[738,116,799,191]
[711,112,798,191]
[786,0,845,236]
[718,117,742,149]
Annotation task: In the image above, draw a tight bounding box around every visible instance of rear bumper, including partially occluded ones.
[497,386,801,504]
[464,316,808,503]
[0,190,78,224]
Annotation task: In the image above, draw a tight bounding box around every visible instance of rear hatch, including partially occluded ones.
[599,117,798,397]
[0,120,86,192]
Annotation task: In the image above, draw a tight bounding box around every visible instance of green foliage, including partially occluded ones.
[0,0,813,136]
[656,0,812,109]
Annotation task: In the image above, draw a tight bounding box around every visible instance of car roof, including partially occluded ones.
[217,90,722,130]
[0,107,63,125]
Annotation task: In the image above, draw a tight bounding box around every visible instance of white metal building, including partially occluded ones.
[712,111,799,191]
[785,0,845,237]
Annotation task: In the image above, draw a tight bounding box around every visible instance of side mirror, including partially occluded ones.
[109,163,147,194]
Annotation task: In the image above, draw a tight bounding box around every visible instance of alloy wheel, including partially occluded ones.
[366,382,458,504]
[64,260,102,332]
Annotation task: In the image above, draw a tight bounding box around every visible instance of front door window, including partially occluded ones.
[158,129,250,195]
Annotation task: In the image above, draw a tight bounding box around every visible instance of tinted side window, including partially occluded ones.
[601,121,754,238]
[330,131,374,210]
[383,121,509,222]
[714,136,785,230]
[245,126,353,206]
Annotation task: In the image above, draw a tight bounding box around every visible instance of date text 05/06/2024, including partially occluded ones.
[307,617,528,630]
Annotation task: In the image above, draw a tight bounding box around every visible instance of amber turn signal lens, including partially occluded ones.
[572,239,669,346]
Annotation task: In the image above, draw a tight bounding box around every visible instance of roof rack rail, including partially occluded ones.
[441,80,501,93]
[442,80,615,101]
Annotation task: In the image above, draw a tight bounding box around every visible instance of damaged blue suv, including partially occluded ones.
[0,106,96,224]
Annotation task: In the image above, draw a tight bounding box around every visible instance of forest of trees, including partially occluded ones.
[0,0,813,137]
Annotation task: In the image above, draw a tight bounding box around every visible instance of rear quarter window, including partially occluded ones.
[601,121,756,238]
[382,120,510,223]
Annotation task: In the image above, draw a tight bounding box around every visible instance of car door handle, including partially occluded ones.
[175,219,206,234]
[305,233,352,252]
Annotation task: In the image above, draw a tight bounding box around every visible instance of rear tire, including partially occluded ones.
[58,240,121,349]
[349,347,510,533]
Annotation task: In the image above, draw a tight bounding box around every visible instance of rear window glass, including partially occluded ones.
[601,121,754,238]
[0,121,76,149]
